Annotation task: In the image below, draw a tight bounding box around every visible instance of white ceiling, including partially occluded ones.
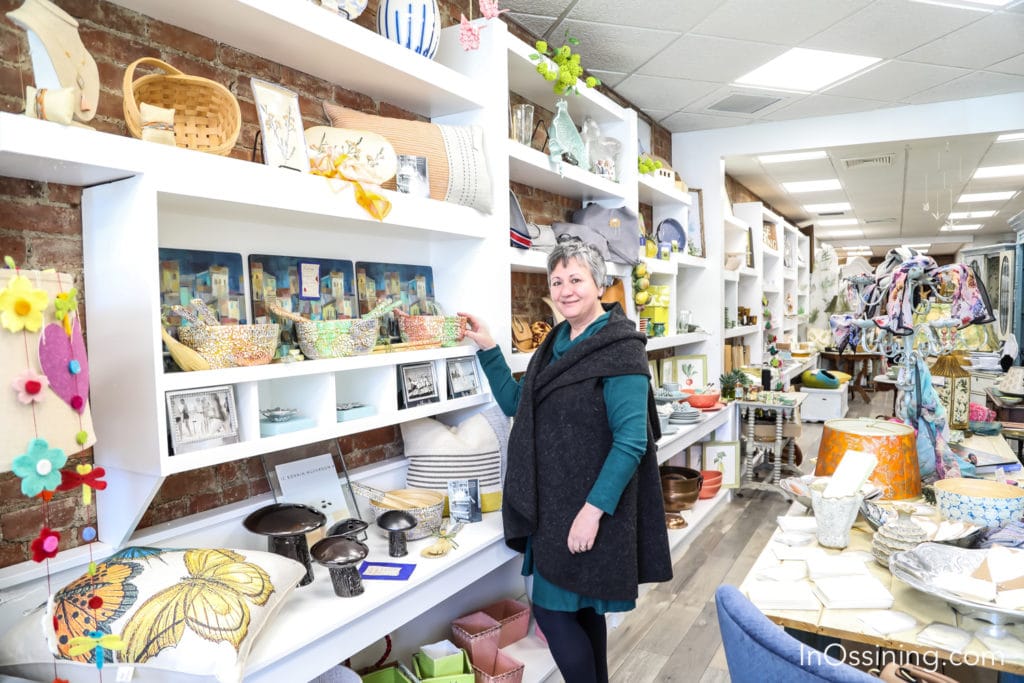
[501,0,1024,256]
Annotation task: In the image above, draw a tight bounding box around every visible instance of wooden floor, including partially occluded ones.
[543,387,894,683]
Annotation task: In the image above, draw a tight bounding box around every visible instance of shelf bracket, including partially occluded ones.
[95,467,164,548]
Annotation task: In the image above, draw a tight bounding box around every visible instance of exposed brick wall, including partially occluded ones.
[0,0,676,567]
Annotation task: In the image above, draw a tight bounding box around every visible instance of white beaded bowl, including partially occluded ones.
[933,478,1024,528]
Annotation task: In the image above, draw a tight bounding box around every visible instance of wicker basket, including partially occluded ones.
[123,57,241,156]
[177,324,279,369]
[480,599,530,647]
[450,611,501,667]
[471,651,525,683]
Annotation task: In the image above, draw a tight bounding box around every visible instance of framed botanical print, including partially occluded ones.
[251,78,309,172]
[703,441,741,489]
[686,188,705,258]
[659,355,708,392]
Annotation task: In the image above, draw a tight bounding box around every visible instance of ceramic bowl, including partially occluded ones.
[686,392,721,409]
[698,470,723,499]
[933,478,1024,528]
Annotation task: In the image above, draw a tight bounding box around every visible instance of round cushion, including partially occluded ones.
[801,369,840,389]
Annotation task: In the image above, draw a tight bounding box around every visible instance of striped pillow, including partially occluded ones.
[401,414,502,505]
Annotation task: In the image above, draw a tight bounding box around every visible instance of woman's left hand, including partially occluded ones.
[567,502,603,554]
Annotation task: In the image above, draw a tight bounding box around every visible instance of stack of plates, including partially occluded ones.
[669,404,701,425]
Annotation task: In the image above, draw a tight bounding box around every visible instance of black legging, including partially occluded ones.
[532,603,609,683]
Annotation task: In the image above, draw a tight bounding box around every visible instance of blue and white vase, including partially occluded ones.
[377,0,440,60]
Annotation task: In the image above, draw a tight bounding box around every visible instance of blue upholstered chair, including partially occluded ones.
[715,584,876,682]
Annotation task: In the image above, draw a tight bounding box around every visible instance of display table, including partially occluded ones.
[735,392,806,498]
[872,374,899,416]
[821,351,882,403]
[739,506,1024,676]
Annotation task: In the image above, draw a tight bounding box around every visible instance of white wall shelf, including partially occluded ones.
[725,324,760,339]
[646,331,710,351]
[638,175,691,207]
[509,141,628,202]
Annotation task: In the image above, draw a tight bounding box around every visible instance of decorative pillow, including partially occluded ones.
[0,546,305,683]
[24,85,75,125]
[140,101,177,146]
[304,125,398,186]
[401,411,506,511]
[323,102,492,214]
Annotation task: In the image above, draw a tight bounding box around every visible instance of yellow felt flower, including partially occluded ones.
[0,274,50,333]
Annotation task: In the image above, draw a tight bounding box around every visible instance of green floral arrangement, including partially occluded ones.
[530,32,601,96]
[637,154,663,175]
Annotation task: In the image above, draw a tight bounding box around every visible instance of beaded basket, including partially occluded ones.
[177,324,279,369]
[294,318,379,359]
[398,313,467,347]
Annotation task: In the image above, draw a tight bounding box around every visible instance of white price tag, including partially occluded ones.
[116,666,135,681]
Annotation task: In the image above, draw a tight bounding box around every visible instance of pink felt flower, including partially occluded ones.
[11,368,49,404]
[31,527,60,562]
[479,0,508,19]
[458,14,484,51]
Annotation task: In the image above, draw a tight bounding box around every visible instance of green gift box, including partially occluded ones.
[361,663,417,683]
[412,650,473,683]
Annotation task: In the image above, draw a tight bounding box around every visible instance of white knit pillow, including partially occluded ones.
[401,413,502,499]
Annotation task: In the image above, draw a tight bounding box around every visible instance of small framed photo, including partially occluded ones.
[399,361,439,408]
[395,154,429,197]
[251,77,309,173]
[446,357,481,398]
[447,478,482,523]
[166,385,239,454]
[648,360,659,392]
[703,441,741,489]
[659,354,708,391]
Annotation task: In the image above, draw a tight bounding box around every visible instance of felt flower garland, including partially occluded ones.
[12,438,67,498]
[458,0,507,51]
[0,269,49,332]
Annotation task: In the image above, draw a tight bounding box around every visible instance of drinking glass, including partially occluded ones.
[511,104,534,146]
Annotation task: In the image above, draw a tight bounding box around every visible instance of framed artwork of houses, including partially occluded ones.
[659,355,708,391]
[158,248,246,325]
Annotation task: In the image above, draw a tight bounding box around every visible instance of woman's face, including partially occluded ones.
[549,258,604,325]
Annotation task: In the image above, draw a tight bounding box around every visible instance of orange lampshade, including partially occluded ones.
[816,418,919,500]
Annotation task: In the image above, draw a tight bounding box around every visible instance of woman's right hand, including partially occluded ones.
[458,312,496,351]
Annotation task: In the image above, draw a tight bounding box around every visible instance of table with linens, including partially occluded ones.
[739,504,1024,677]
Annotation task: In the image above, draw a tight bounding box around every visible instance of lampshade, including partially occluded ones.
[931,354,970,431]
[816,418,919,500]
[1,269,95,473]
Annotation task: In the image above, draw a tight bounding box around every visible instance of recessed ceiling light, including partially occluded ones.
[958,191,1017,203]
[974,164,1024,179]
[948,210,997,219]
[782,179,842,193]
[940,223,983,232]
[820,229,863,238]
[997,132,1024,143]
[805,202,851,213]
[758,151,827,164]
[818,219,859,227]
[735,48,881,93]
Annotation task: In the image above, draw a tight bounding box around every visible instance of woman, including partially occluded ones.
[460,241,671,683]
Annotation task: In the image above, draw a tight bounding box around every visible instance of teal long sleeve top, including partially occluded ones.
[477,312,649,613]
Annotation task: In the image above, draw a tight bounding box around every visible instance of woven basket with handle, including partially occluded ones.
[123,57,241,156]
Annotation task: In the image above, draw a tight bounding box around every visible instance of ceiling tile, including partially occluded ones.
[990,52,1024,76]
[691,0,871,45]
[761,94,885,121]
[615,74,719,111]
[825,60,969,102]
[684,86,798,118]
[637,35,785,83]
[983,138,1024,165]
[505,13,558,38]
[569,0,722,32]
[588,69,627,88]
[906,70,1024,104]
[660,111,751,133]
[801,0,982,59]
[901,12,1024,69]
[552,18,681,73]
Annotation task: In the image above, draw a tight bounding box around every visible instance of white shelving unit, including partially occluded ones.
[0,7,743,681]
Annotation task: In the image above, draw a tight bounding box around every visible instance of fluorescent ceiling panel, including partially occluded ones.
[974,164,1024,178]
[910,0,1013,7]
[782,179,843,193]
[958,191,1017,202]
[906,243,932,248]
[818,218,859,226]
[734,48,881,93]
[948,210,997,219]
[804,202,852,213]
[940,223,983,231]
[758,151,827,164]
[819,230,863,238]
[997,132,1024,142]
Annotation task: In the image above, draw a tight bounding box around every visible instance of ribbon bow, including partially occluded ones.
[57,464,107,505]
[67,630,125,669]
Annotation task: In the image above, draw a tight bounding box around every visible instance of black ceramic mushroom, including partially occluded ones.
[376,509,418,557]
[327,518,369,542]
[243,502,327,586]
[310,536,370,597]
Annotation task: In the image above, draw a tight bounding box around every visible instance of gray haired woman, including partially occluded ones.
[459,241,671,683]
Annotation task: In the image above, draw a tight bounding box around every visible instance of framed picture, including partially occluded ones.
[446,357,480,398]
[399,361,439,408]
[703,441,741,489]
[745,226,755,268]
[763,221,779,251]
[659,355,708,392]
[251,78,309,172]
[648,360,659,392]
[165,385,239,454]
[686,188,705,258]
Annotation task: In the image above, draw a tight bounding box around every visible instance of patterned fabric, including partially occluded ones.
[401,413,503,493]
[438,123,493,214]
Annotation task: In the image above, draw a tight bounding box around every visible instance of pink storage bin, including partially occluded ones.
[451,611,501,666]
[471,650,524,683]
[480,599,530,647]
